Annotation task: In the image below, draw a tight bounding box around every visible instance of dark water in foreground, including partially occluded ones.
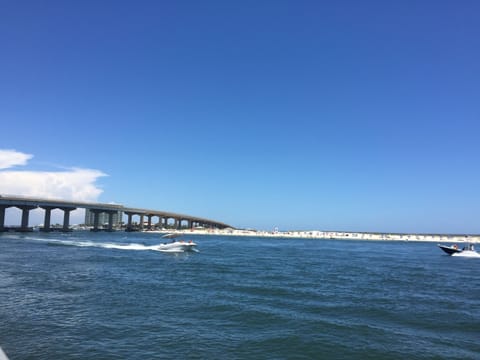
[0,232,479,359]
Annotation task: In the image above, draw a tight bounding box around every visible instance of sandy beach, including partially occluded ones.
[148,228,480,243]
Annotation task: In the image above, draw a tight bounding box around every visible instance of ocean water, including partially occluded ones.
[0,231,479,359]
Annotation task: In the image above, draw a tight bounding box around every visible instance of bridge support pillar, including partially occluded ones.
[90,209,102,231]
[125,212,134,231]
[147,215,152,230]
[102,210,119,232]
[107,211,114,231]
[139,215,144,231]
[19,206,36,232]
[61,207,76,232]
[0,206,6,232]
[40,206,55,232]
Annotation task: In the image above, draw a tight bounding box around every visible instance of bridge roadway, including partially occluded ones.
[0,195,232,232]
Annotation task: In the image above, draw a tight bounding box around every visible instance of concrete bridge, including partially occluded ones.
[0,195,232,232]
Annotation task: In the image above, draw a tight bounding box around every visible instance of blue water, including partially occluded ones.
[0,232,479,359]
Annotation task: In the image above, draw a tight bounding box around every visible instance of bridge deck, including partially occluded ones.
[0,195,232,231]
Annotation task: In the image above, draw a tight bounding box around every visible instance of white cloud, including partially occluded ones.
[0,149,33,169]
[0,168,107,201]
[0,149,108,225]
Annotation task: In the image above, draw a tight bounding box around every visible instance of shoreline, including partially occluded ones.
[145,228,480,243]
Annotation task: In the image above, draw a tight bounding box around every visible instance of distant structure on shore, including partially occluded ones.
[0,195,232,232]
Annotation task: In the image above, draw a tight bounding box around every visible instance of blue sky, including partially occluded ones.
[1,1,479,233]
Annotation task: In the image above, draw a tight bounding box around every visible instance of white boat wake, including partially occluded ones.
[451,250,480,258]
[28,237,198,253]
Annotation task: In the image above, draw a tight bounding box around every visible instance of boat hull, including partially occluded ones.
[437,244,462,255]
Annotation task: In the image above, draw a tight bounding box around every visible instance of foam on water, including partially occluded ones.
[25,236,187,253]
[452,251,480,258]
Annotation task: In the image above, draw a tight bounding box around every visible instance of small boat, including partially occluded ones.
[153,240,198,253]
[438,243,479,257]
[437,244,462,255]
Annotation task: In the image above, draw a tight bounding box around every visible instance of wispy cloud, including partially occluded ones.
[0,149,33,169]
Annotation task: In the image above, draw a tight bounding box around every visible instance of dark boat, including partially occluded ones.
[437,244,462,255]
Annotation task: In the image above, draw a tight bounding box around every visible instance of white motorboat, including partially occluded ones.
[153,240,198,253]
